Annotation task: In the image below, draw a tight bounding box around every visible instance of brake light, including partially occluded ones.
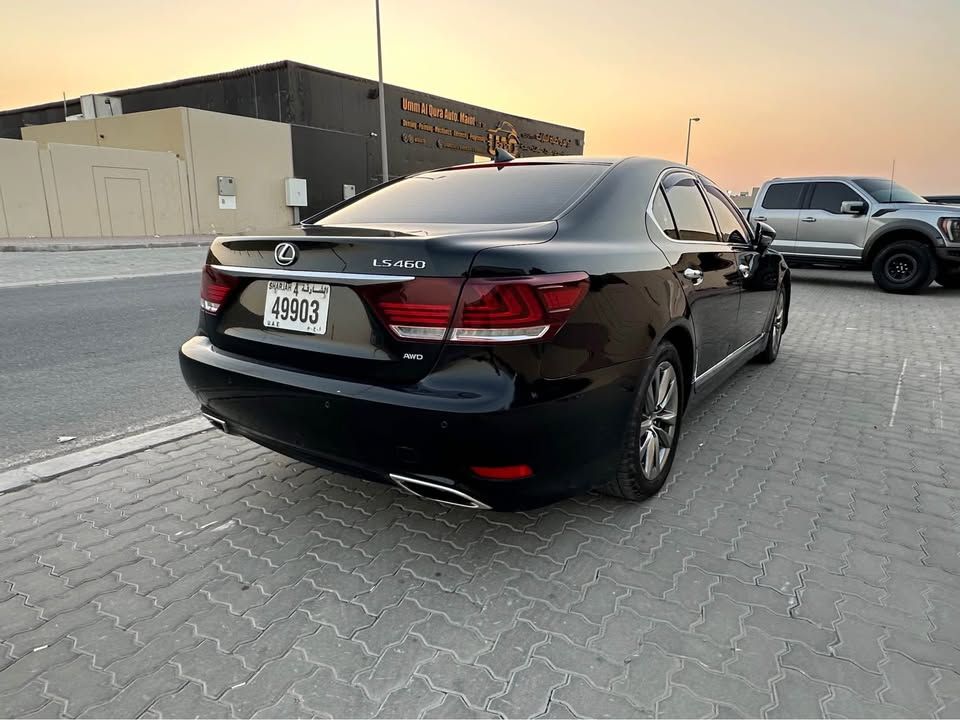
[358,273,589,343]
[200,265,240,313]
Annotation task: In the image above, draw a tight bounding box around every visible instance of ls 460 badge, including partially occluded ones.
[373,259,426,269]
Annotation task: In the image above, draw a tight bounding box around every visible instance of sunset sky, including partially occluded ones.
[3,0,957,193]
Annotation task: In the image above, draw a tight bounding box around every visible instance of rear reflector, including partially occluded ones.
[200,265,240,313]
[359,272,589,344]
[471,464,534,480]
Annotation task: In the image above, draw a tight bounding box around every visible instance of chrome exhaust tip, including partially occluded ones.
[201,411,228,433]
[389,473,491,510]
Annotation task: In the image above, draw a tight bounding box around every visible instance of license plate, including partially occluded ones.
[263,281,330,335]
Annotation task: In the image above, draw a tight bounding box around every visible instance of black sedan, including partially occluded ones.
[180,157,789,510]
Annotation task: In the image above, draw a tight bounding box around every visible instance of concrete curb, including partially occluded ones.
[0,270,198,290]
[1,240,210,252]
[0,418,211,494]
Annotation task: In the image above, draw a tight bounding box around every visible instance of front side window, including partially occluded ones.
[702,183,751,244]
[312,163,608,225]
[808,182,865,214]
[761,182,806,210]
[661,173,718,242]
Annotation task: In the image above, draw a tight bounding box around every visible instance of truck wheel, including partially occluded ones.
[936,269,960,289]
[871,240,935,293]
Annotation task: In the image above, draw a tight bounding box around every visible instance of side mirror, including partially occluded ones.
[840,200,866,215]
[754,221,776,252]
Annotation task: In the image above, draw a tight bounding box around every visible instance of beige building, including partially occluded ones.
[0,107,296,239]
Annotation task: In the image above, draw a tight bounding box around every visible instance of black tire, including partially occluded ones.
[936,269,960,289]
[871,240,936,293]
[603,343,684,501]
[756,286,786,364]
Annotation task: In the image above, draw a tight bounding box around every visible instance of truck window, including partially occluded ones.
[761,183,806,210]
[808,182,865,214]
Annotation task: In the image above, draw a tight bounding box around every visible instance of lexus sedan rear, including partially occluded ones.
[180,157,789,510]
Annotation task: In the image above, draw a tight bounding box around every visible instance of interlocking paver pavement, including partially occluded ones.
[1,269,959,718]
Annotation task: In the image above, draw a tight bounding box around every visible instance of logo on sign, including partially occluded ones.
[274,242,298,266]
[487,121,520,157]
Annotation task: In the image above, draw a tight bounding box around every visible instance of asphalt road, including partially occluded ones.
[0,274,201,464]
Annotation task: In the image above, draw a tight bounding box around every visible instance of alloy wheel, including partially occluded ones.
[885,252,918,283]
[771,290,785,352]
[638,361,679,479]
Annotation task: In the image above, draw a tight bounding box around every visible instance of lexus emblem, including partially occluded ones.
[274,242,297,266]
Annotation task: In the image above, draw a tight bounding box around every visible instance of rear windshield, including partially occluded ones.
[313,163,608,224]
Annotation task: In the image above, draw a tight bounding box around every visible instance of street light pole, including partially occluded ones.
[375,0,389,184]
[684,116,700,165]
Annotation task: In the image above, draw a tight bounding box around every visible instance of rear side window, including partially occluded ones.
[662,174,718,242]
[761,182,806,209]
[313,164,608,224]
[651,186,679,239]
[808,182,865,214]
[702,183,751,244]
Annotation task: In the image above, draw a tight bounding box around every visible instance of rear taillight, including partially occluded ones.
[200,265,240,313]
[358,273,589,343]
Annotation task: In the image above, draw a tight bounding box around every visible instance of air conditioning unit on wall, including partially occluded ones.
[79,94,123,120]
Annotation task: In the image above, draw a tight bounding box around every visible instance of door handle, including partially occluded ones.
[683,268,703,285]
[801,217,816,222]
[753,215,766,221]
[738,263,751,277]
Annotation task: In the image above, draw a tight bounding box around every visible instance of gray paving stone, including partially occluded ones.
[250,692,314,719]
[190,602,261,652]
[42,656,116,717]
[151,681,233,719]
[477,620,547,681]
[92,585,159,629]
[0,639,76,695]
[417,651,505,711]
[420,693,498,719]
[107,624,199,687]
[488,657,563,718]
[656,685,713,718]
[766,667,829,718]
[235,608,320,670]
[822,685,914,719]
[673,660,772,717]
[412,614,491,664]
[354,600,430,656]
[222,648,316,717]
[880,652,940,714]
[781,643,884,701]
[170,640,252,698]
[79,664,183,719]
[0,681,54,717]
[553,676,649,719]
[295,625,376,683]
[534,635,625,689]
[128,594,210,644]
[374,675,443,719]
[611,642,680,710]
[354,635,436,703]
[6,604,100,658]
[244,578,319,629]
[70,618,142,669]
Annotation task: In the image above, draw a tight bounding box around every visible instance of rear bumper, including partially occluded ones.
[179,336,641,510]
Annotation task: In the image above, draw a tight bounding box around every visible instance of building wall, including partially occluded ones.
[21,107,295,234]
[44,143,190,237]
[0,139,51,238]
[184,108,294,234]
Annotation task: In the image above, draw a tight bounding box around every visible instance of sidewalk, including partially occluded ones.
[1,235,211,252]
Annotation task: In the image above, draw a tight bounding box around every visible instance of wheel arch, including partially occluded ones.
[655,320,695,409]
[864,224,941,266]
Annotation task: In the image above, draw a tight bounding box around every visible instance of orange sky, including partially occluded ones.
[3,0,957,193]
